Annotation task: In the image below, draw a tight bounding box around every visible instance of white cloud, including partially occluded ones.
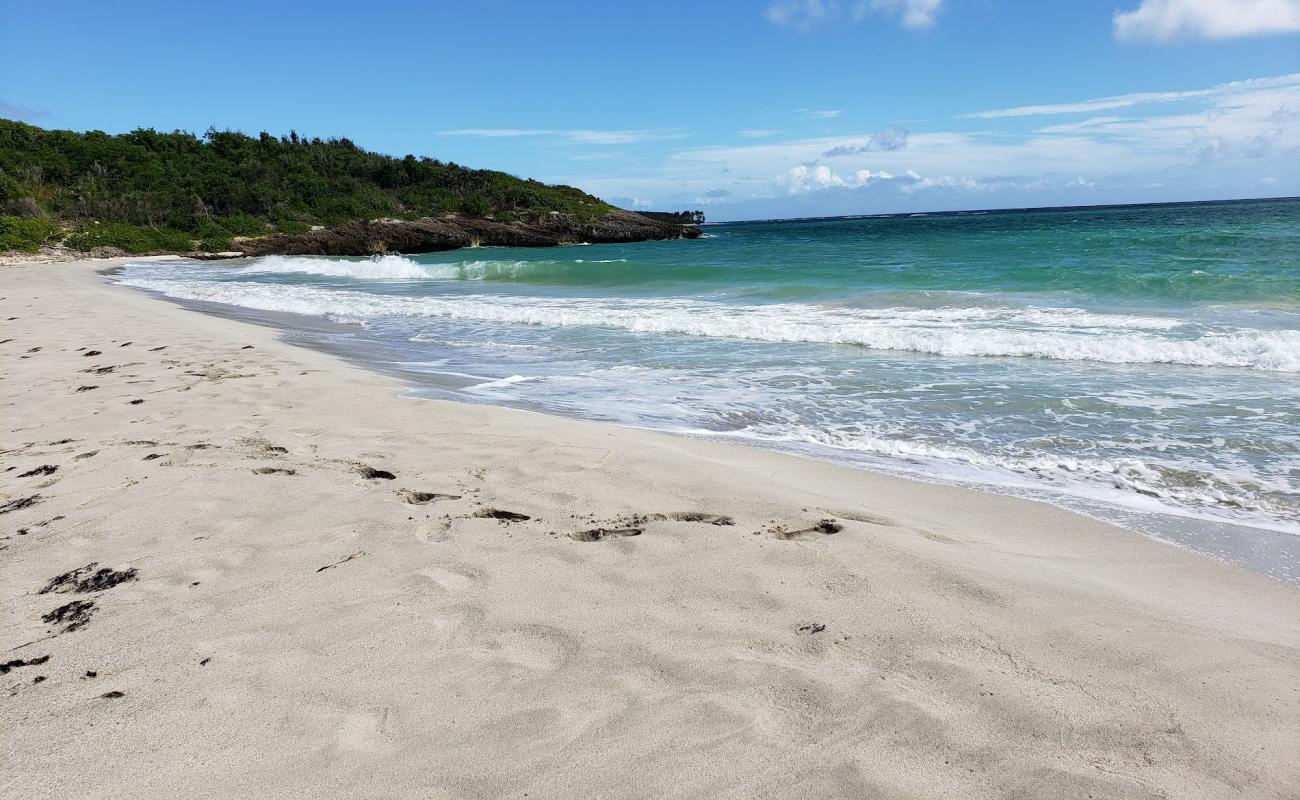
[964,73,1300,118]
[439,128,687,145]
[855,0,942,29]
[739,129,782,138]
[1114,0,1300,42]
[563,73,1298,215]
[764,0,942,31]
[794,108,843,119]
[823,125,909,156]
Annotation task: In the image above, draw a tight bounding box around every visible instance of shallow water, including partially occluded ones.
[117,198,1300,582]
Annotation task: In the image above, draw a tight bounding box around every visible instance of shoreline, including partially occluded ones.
[3,258,1298,797]
[115,256,1300,585]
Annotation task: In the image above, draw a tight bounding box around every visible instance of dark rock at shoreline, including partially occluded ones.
[226,209,700,258]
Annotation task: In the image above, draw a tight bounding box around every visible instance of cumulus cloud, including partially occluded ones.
[764,0,941,31]
[1114,0,1300,42]
[778,163,898,193]
[0,102,51,122]
[823,125,909,156]
[570,72,1297,214]
[440,128,687,145]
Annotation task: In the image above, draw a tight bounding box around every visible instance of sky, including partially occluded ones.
[2,0,1298,221]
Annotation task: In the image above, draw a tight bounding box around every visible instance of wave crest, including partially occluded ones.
[116,277,1300,372]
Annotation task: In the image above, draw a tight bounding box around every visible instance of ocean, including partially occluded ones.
[116,198,1300,582]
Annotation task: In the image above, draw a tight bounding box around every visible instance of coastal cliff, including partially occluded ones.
[229,208,700,257]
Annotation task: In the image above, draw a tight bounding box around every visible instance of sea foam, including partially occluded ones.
[116,277,1300,372]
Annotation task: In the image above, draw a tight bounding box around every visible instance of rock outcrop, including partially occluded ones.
[230,209,699,257]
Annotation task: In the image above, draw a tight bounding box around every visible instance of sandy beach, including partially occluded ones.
[2,257,1297,799]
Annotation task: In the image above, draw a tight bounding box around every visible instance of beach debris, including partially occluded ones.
[355,465,396,480]
[18,465,57,478]
[316,551,364,573]
[399,489,461,505]
[149,346,166,351]
[15,516,63,536]
[143,453,163,461]
[474,508,531,522]
[119,342,132,347]
[83,365,116,374]
[0,655,49,675]
[82,350,101,357]
[0,495,41,514]
[796,623,827,635]
[40,562,138,594]
[75,385,97,392]
[100,690,125,699]
[43,599,95,632]
[128,399,144,405]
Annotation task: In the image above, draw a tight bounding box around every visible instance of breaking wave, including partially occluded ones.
[116,277,1300,372]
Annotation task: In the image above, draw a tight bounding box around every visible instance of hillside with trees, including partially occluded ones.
[0,119,694,255]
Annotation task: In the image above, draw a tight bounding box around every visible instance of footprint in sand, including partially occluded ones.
[560,510,737,541]
[567,527,643,542]
[765,519,844,540]
[251,467,295,476]
[355,465,396,480]
[399,489,462,505]
[473,508,531,522]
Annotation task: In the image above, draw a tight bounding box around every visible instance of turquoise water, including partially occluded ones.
[118,198,1300,578]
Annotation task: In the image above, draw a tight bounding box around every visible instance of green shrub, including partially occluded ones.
[0,214,62,252]
[200,233,234,252]
[274,219,311,234]
[219,213,267,236]
[65,223,193,254]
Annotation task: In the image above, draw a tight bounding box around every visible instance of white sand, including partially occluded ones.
[2,258,1297,799]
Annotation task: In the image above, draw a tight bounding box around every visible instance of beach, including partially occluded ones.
[3,257,1298,798]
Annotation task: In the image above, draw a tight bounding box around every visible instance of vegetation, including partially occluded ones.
[0,119,615,252]
[642,210,705,225]
[0,214,62,252]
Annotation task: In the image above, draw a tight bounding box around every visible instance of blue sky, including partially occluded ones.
[2,0,1298,220]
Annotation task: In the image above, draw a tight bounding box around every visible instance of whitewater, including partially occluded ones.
[116,198,1300,579]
